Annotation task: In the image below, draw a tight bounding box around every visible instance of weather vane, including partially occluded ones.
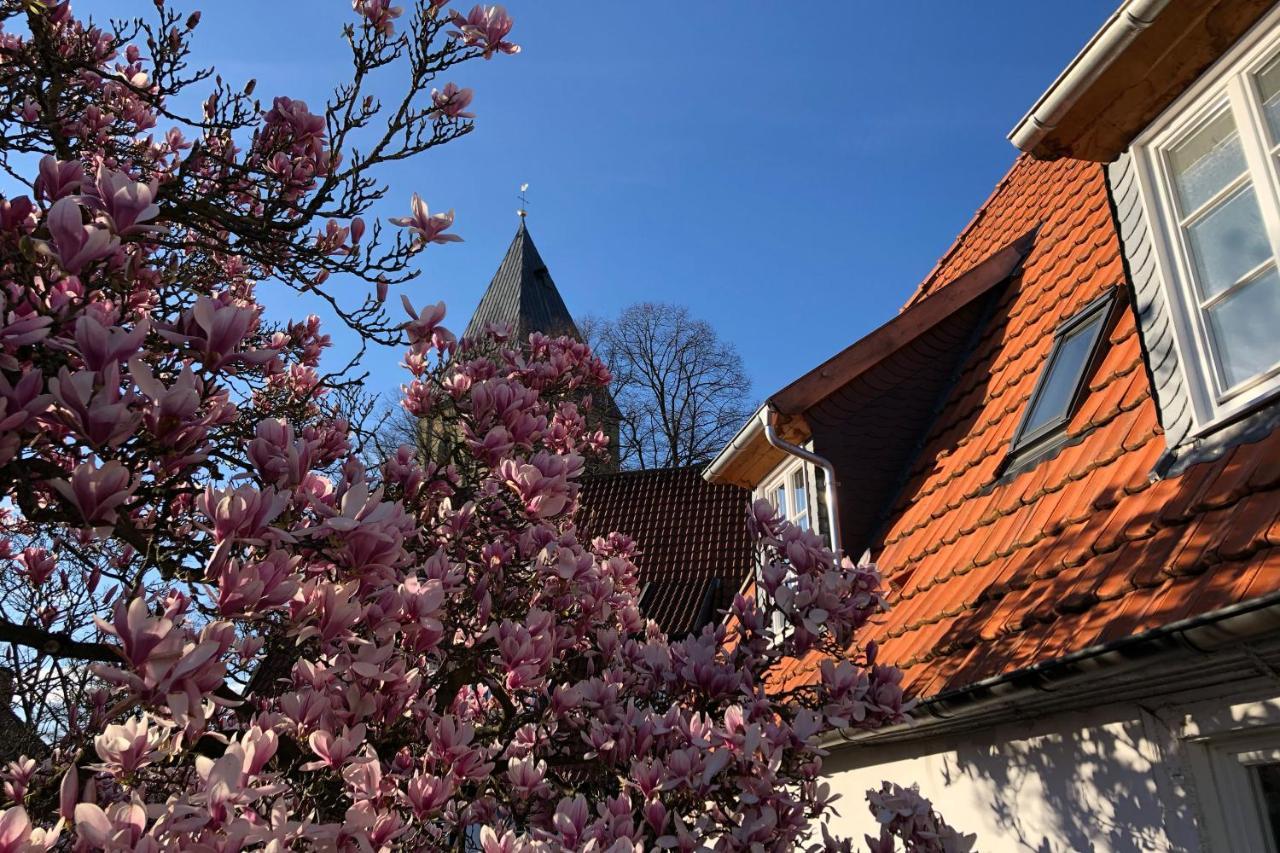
[517,182,529,218]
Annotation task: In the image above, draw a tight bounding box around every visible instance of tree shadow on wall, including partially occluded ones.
[936,710,1195,853]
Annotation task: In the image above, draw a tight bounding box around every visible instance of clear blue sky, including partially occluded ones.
[77,1,1117,405]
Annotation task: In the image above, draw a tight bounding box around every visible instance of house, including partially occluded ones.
[464,217,756,638]
[705,1,1280,848]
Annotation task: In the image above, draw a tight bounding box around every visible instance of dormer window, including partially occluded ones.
[1132,22,1280,431]
[766,463,811,532]
[1007,291,1116,469]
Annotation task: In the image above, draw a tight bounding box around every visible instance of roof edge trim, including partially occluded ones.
[826,587,1280,748]
[1008,0,1172,153]
[703,405,767,486]
[768,226,1038,417]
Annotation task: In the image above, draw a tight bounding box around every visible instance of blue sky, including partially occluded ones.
[77,0,1117,405]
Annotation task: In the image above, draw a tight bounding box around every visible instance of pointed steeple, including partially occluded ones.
[464,219,581,342]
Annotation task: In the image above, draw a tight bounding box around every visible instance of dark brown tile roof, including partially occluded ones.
[775,154,1280,699]
[578,466,754,637]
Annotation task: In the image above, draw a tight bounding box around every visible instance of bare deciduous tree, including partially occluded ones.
[586,302,753,469]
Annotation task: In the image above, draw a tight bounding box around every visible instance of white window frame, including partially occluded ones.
[1184,725,1280,852]
[1131,3,1280,433]
[759,458,813,534]
[754,457,818,641]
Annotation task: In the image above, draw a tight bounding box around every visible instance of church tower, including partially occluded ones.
[464,218,580,342]
[464,216,620,469]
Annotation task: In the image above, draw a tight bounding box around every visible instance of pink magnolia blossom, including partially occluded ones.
[15,547,55,587]
[246,418,313,488]
[1,758,35,804]
[353,0,403,35]
[73,801,147,851]
[305,723,367,771]
[262,97,327,155]
[865,783,977,853]
[74,315,149,372]
[214,550,300,617]
[44,196,118,273]
[389,193,462,250]
[450,4,520,58]
[400,295,455,353]
[499,450,582,518]
[92,716,165,776]
[0,196,34,237]
[0,806,59,852]
[0,306,53,354]
[430,82,475,119]
[34,155,83,203]
[48,366,142,449]
[158,296,277,373]
[197,483,289,544]
[87,165,161,235]
[49,460,135,526]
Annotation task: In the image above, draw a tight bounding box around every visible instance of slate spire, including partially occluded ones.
[463,219,581,342]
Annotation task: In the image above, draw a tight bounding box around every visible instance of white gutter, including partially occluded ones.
[1008,0,1172,152]
[759,407,843,559]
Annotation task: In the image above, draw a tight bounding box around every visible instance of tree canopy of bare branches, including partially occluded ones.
[584,303,753,470]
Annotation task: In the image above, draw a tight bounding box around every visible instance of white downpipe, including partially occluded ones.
[759,407,843,560]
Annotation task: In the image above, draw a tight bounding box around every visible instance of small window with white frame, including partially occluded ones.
[764,462,811,532]
[1133,8,1280,431]
[756,458,814,640]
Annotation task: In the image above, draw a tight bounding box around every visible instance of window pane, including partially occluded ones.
[1185,186,1272,299]
[1253,763,1280,847]
[1206,266,1280,388]
[1257,54,1280,142]
[1169,110,1248,213]
[791,469,807,513]
[813,466,831,547]
[773,485,787,517]
[1022,315,1105,437]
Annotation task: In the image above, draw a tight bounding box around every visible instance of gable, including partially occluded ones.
[771,154,1280,704]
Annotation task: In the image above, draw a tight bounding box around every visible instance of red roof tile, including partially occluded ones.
[778,154,1280,699]
[577,466,753,637]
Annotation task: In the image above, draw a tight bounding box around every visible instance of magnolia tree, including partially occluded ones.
[0,1,973,850]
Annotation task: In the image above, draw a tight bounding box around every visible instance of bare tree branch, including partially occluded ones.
[588,303,753,470]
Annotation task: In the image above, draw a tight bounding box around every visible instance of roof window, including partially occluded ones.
[1006,290,1117,469]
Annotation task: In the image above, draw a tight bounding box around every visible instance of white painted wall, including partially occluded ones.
[818,703,1213,852]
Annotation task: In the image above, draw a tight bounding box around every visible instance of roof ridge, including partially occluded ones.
[579,464,708,482]
[903,153,1029,309]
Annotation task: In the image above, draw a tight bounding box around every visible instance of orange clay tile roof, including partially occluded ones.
[776,153,1280,700]
[577,466,754,637]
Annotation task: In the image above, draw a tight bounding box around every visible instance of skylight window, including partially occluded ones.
[1007,291,1116,464]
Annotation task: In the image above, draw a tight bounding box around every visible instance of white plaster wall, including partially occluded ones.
[819,705,1205,853]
